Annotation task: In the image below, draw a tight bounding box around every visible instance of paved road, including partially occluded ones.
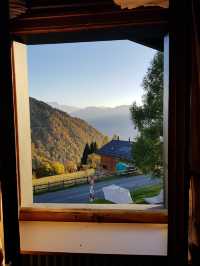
[34,175,161,203]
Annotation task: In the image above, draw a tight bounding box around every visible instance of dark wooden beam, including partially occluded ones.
[167,0,190,265]
[10,2,168,48]
[10,0,27,19]
[0,1,20,265]
[20,253,168,266]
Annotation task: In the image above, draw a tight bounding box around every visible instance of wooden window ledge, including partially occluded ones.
[20,204,168,223]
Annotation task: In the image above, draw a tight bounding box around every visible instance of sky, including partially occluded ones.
[28,40,156,108]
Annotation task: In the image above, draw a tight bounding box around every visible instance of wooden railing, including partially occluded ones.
[33,176,91,194]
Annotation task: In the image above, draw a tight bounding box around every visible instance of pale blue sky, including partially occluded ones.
[28,40,156,108]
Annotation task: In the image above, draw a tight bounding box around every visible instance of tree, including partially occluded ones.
[112,134,119,140]
[87,153,101,169]
[81,143,90,165]
[51,161,65,175]
[36,159,53,177]
[89,142,94,154]
[130,52,163,177]
[89,141,98,154]
[102,136,109,145]
[93,142,98,152]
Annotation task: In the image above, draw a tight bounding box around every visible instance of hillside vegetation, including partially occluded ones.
[30,97,105,177]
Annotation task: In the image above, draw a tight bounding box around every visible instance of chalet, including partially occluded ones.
[97,140,132,172]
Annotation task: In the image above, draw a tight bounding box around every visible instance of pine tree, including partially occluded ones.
[81,143,90,165]
[93,142,98,152]
[89,142,94,154]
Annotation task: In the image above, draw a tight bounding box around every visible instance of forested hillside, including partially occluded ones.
[30,97,105,176]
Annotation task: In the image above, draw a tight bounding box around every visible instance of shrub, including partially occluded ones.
[36,160,53,177]
[51,161,65,175]
[87,153,101,169]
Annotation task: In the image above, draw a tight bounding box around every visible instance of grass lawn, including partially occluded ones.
[92,183,162,204]
[131,183,162,204]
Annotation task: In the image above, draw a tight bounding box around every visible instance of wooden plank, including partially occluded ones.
[10,7,167,34]
[167,0,190,265]
[12,42,33,206]
[10,3,168,48]
[20,207,168,223]
[0,1,20,266]
[163,35,169,208]
[10,0,27,19]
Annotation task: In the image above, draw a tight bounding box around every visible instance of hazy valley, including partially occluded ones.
[49,102,137,140]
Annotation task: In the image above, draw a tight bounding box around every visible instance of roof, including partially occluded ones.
[97,140,132,161]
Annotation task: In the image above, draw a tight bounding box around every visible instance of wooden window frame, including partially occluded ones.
[11,2,168,224]
[12,39,168,224]
[0,0,189,264]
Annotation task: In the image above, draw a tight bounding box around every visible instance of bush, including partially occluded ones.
[36,160,53,177]
[51,161,65,175]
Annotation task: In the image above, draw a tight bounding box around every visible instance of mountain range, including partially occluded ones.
[48,102,137,140]
[30,98,105,168]
[48,101,80,114]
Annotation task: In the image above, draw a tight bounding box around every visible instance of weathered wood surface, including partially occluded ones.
[20,206,168,223]
[10,1,168,48]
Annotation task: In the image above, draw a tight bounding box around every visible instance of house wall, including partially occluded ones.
[100,155,118,172]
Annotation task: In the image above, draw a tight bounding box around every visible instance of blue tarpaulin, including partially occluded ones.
[116,162,128,172]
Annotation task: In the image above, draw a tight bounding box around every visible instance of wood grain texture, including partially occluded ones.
[12,42,33,206]
[10,1,168,48]
[20,206,168,223]
[11,7,167,34]
[10,0,27,19]
[0,1,21,265]
[167,0,190,265]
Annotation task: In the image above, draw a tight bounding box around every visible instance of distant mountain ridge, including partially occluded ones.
[47,101,80,114]
[48,102,138,140]
[30,98,105,168]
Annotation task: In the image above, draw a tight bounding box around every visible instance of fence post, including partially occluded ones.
[63,179,64,188]
[48,182,50,192]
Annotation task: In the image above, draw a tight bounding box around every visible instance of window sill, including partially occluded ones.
[20,204,168,223]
